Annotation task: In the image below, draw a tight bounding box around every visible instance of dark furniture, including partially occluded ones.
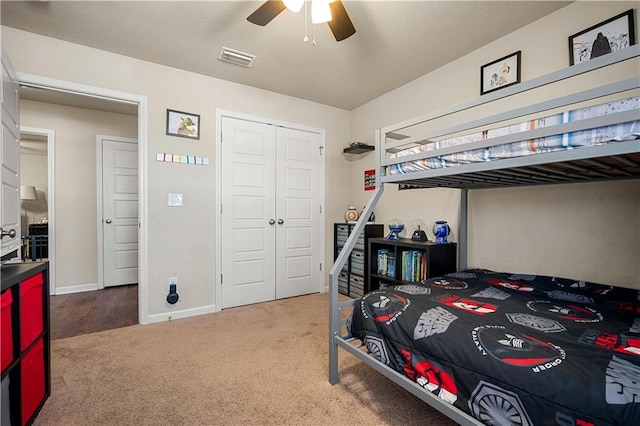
[367,237,457,290]
[1,261,50,426]
[27,224,48,260]
[333,223,383,298]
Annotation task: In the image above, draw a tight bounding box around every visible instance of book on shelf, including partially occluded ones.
[377,249,395,277]
[387,255,395,277]
[401,250,427,282]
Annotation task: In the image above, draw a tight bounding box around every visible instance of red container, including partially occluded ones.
[20,272,44,351]
[21,337,45,425]
[1,289,13,372]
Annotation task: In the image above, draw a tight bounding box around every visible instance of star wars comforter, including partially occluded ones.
[348,270,640,425]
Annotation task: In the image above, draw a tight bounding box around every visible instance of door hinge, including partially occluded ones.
[221,274,223,284]
[320,263,322,271]
[320,205,322,214]
[319,146,324,155]
[220,203,223,214]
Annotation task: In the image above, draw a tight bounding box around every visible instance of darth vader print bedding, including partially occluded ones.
[348,269,640,425]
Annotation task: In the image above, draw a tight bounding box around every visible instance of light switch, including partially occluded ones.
[168,193,183,207]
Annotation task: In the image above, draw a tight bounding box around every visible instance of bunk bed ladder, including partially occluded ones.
[329,184,385,385]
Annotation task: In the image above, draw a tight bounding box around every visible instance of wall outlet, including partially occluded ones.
[168,276,178,286]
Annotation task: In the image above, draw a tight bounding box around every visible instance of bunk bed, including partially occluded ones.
[329,46,640,425]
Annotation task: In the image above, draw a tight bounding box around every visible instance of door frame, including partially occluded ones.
[19,126,56,294]
[214,109,326,312]
[17,72,150,324]
[96,135,138,290]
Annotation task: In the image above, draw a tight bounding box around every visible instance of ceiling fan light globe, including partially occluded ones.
[283,0,304,13]
[311,0,332,24]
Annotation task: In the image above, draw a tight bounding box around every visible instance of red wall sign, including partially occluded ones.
[364,169,376,191]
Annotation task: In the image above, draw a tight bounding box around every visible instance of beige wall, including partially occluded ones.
[20,100,138,289]
[3,0,638,322]
[350,1,639,288]
[2,26,352,317]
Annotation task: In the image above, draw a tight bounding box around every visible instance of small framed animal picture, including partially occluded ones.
[480,51,521,95]
[166,109,200,140]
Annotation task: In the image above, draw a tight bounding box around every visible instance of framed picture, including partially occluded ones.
[480,51,521,95]
[364,169,376,191]
[166,109,200,139]
[569,9,636,65]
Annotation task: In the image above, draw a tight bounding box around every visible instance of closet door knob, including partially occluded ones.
[105,219,112,224]
[269,219,276,225]
[277,219,284,225]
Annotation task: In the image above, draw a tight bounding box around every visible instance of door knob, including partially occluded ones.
[269,219,276,225]
[105,219,112,224]
[277,219,284,225]
[0,227,17,239]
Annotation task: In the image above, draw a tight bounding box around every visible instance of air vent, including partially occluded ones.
[217,47,257,68]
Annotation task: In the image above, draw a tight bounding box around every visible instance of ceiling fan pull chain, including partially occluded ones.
[303,1,309,42]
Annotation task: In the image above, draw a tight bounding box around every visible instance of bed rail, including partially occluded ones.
[380,46,639,151]
[329,205,482,424]
[333,333,484,425]
[378,46,640,189]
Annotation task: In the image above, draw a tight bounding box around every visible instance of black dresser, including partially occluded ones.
[28,223,48,259]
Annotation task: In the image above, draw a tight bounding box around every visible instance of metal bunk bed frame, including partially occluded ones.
[328,45,639,425]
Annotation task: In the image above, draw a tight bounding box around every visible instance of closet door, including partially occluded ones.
[220,117,322,309]
[275,127,321,299]
[220,117,276,309]
[1,47,21,259]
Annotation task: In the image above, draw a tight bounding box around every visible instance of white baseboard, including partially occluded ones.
[146,303,218,324]
[55,282,99,295]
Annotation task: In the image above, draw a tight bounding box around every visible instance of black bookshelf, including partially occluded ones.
[368,238,457,290]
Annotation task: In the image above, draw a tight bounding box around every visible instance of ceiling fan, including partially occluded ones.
[247,0,356,42]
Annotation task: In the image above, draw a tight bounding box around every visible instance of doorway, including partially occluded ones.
[17,74,150,324]
[216,111,325,309]
[19,127,54,289]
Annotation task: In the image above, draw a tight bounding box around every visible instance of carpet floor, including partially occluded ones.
[34,292,456,425]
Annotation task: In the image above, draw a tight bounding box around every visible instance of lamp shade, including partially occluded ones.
[20,185,37,200]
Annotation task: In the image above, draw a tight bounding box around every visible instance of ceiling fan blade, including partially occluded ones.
[247,0,287,26]
[327,0,356,41]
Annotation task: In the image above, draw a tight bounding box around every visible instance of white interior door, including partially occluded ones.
[221,117,276,308]
[276,127,321,299]
[1,47,21,259]
[102,137,138,287]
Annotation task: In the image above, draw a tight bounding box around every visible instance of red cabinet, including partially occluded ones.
[1,289,13,372]
[20,273,44,351]
[1,262,50,426]
[20,338,45,424]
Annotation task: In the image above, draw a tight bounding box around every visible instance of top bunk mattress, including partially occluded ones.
[387,96,640,176]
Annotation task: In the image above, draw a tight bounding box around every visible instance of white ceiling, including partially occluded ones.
[1,0,572,111]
